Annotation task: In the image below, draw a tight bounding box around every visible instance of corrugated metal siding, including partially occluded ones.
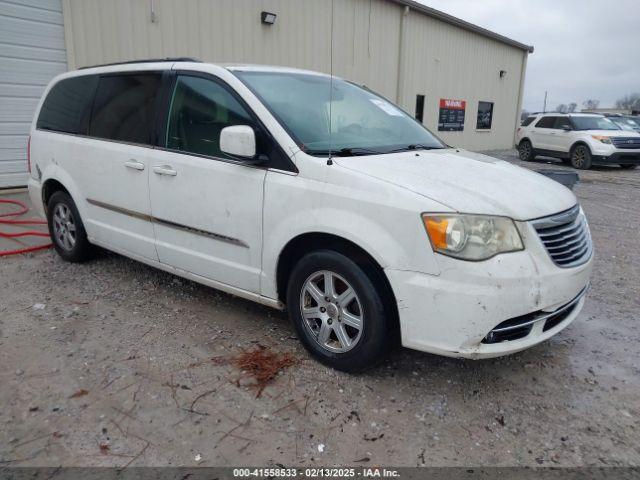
[64,0,402,100]
[400,12,527,150]
[62,0,526,150]
[0,0,67,187]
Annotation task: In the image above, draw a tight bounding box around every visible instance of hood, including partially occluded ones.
[585,129,640,136]
[334,149,577,221]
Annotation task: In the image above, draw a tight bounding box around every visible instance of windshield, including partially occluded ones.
[571,116,620,131]
[234,71,446,156]
[611,117,640,131]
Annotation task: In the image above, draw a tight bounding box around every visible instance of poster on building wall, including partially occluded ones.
[438,98,466,131]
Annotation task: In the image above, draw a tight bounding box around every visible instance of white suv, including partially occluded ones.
[28,59,593,371]
[516,113,640,170]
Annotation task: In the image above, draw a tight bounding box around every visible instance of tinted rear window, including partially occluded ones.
[89,73,162,144]
[37,76,98,134]
[521,116,536,126]
[535,116,558,128]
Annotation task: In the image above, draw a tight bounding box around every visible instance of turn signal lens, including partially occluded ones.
[421,213,523,261]
[591,135,612,144]
[423,217,448,249]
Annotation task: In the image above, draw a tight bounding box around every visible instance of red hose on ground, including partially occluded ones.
[0,198,52,257]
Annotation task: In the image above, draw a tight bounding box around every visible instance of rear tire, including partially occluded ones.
[286,250,392,372]
[620,164,637,170]
[47,191,95,262]
[570,144,592,170]
[518,139,535,162]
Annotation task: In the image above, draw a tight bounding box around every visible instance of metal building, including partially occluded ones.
[0,0,533,188]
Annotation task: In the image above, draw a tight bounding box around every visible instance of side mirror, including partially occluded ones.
[220,125,257,160]
[562,125,573,132]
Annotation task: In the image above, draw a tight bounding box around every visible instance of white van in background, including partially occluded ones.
[28,59,592,371]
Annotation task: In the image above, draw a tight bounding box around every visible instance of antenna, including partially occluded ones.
[327,0,335,166]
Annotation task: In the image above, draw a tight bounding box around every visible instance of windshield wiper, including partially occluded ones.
[388,144,443,153]
[304,147,383,157]
[334,147,383,156]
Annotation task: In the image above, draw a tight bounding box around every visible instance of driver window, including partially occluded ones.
[166,76,254,159]
[554,117,572,130]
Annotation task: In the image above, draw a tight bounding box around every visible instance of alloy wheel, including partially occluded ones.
[52,203,77,251]
[299,270,364,353]
[572,147,586,168]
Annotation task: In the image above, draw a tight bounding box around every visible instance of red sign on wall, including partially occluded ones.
[438,98,466,131]
[439,98,466,110]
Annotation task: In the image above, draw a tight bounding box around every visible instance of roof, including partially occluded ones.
[531,112,603,117]
[389,0,534,53]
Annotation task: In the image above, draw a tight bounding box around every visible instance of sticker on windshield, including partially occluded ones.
[370,99,403,116]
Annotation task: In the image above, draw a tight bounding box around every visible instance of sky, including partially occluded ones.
[416,0,640,112]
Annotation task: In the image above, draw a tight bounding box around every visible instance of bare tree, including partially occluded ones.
[582,99,600,110]
[556,104,568,113]
[567,102,577,113]
[615,93,640,110]
[520,109,530,122]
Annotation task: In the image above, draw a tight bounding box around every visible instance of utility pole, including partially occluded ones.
[543,91,548,113]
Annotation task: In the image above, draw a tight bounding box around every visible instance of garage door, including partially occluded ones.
[0,0,67,188]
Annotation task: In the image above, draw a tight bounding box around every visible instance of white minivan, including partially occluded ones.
[28,59,593,371]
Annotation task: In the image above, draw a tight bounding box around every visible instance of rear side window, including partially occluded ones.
[89,73,162,145]
[521,116,536,126]
[37,76,98,134]
[535,116,558,128]
[166,75,254,159]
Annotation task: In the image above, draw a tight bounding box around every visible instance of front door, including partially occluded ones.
[548,117,574,154]
[148,74,266,292]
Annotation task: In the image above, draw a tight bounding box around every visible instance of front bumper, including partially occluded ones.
[386,222,593,359]
[593,151,640,165]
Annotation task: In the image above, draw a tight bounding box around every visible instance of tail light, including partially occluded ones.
[516,127,522,134]
[27,135,31,174]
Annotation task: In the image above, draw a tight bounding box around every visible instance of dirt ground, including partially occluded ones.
[1,150,639,467]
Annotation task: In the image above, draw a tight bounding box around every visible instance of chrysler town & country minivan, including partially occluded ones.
[28,59,593,371]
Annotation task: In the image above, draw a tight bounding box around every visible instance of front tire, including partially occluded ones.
[47,191,95,262]
[518,139,535,162]
[570,144,592,170]
[286,250,392,372]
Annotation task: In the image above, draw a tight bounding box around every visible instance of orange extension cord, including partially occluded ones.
[0,198,52,257]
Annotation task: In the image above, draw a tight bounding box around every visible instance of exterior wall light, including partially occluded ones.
[261,11,277,25]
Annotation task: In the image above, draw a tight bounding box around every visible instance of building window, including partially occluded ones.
[415,94,425,123]
[476,101,494,130]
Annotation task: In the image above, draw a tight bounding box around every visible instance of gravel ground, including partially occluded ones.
[1,150,639,467]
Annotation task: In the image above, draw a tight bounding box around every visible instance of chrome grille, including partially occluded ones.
[531,205,592,268]
[611,137,640,149]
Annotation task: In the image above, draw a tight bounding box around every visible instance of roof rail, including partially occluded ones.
[79,57,201,70]
[529,111,568,115]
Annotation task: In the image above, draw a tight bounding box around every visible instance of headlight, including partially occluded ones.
[422,214,523,261]
[591,135,612,144]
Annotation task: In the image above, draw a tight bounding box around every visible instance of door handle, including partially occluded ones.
[153,165,177,176]
[124,160,145,171]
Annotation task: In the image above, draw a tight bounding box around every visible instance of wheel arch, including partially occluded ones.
[518,137,532,146]
[42,178,70,212]
[570,140,592,154]
[276,232,399,333]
